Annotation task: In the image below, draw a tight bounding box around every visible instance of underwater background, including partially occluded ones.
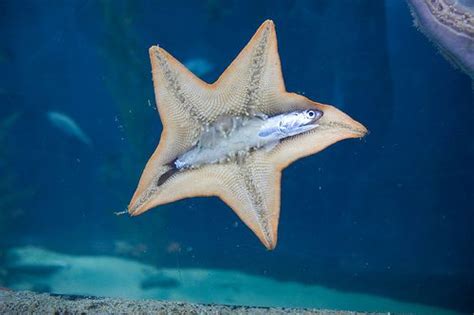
[0,0,473,314]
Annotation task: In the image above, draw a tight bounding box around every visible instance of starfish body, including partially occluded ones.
[128,20,367,250]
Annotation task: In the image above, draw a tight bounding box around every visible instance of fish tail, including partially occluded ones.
[156,163,178,186]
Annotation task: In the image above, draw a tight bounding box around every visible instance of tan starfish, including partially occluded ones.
[128,20,367,250]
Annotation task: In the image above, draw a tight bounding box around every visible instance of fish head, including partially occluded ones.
[279,109,323,136]
[301,109,323,124]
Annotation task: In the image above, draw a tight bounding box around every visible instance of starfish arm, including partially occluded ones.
[130,46,224,209]
[213,20,287,116]
[213,151,281,250]
[268,93,368,170]
[129,153,281,252]
[148,46,213,162]
[129,165,223,216]
[148,18,285,142]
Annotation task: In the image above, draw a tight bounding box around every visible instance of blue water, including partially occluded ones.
[0,0,472,313]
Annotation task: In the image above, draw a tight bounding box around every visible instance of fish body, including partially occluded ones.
[46,111,91,146]
[184,58,214,77]
[175,109,322,169]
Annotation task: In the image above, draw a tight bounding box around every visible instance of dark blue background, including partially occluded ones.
[1,0,472,312]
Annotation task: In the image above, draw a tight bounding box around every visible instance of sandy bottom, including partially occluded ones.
[3,247,458,315]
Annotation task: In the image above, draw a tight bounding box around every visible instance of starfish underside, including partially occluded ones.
[128,20,367,250]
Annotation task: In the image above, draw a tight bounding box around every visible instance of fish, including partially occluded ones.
[175,109,323,170]
[257,109,323,138]
[46,111,92,146]
[183,58,214,77]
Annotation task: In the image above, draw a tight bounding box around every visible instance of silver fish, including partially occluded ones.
[175,109,323,169]
[46,111,91,146]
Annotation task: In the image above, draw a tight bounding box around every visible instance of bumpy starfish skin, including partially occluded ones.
[408,0,474,78]
[128,20,367,249]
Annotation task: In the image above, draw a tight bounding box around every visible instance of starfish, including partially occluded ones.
[128,20,367,250]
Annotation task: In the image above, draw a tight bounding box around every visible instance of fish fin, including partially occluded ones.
[156,164,178,186]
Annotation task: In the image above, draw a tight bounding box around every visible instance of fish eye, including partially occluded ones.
[307,110,315,118]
